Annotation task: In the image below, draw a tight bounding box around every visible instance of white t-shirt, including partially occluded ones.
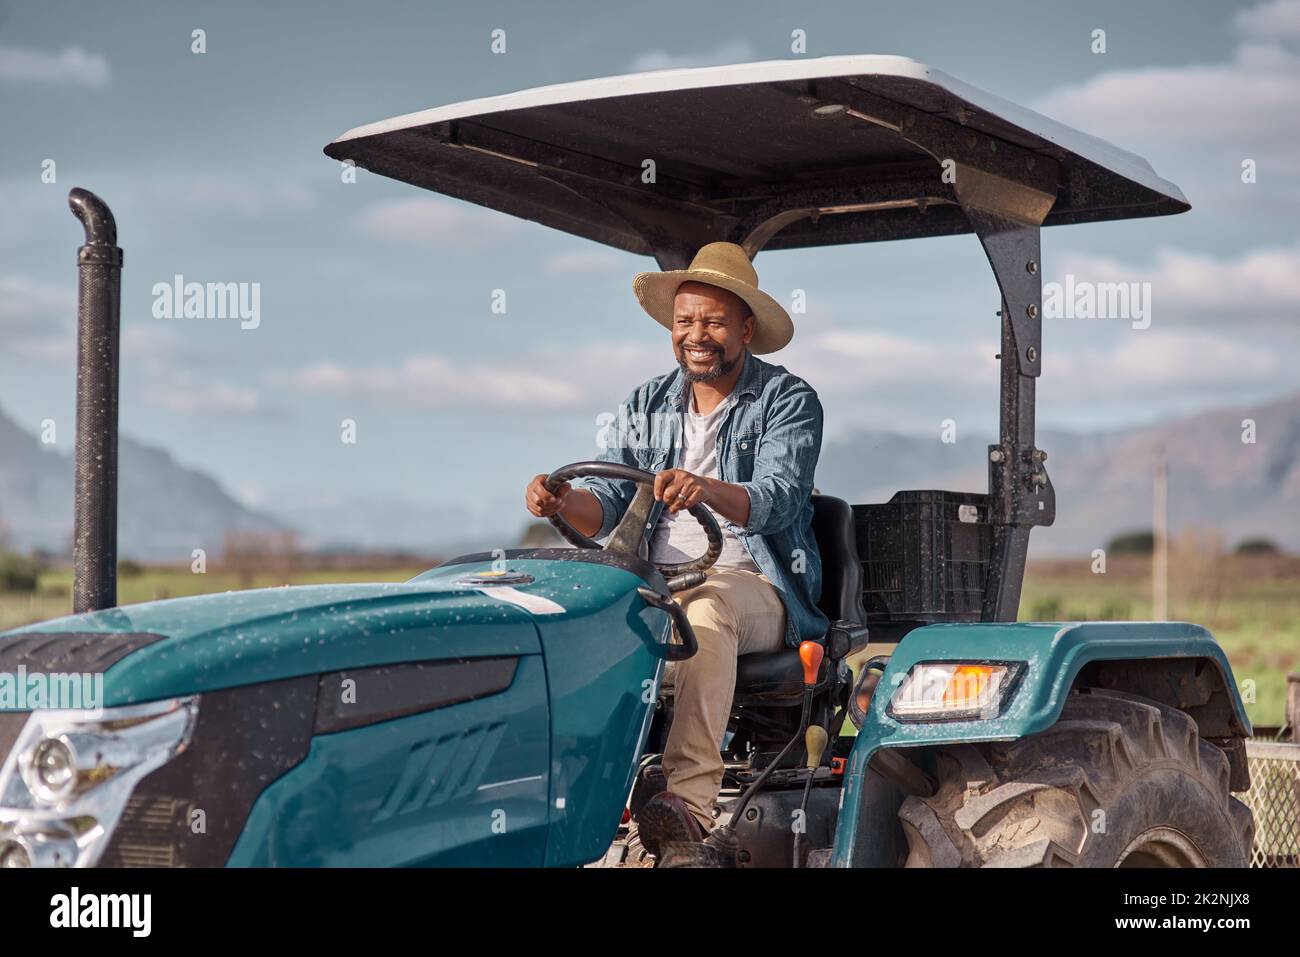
[649,391,760,572]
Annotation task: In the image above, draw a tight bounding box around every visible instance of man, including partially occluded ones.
[524,241,825,853]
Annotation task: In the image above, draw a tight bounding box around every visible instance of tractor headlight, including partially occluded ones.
[28,737,78,802]
[887,662,1024,722]
[0,697,198,867]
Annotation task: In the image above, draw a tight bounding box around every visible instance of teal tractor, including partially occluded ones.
[0,55,1254,868]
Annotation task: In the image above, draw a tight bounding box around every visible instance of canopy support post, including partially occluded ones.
[956,172,1056,623]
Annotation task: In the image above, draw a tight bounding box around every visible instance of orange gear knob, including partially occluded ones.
[799,641,825,687]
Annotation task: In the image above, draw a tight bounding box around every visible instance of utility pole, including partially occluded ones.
[1152,451,1168,621]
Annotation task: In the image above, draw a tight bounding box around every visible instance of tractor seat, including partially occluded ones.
[733,494,867,700]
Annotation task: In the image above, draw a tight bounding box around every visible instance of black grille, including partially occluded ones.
[107,794,187,867]
[98,676,317,868]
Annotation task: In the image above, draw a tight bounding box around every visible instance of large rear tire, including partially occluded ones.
[899,688,1254,867]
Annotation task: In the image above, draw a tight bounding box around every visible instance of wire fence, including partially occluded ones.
[1242,737,1300,868]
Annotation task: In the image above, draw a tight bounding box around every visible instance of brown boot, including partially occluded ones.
[629,764,668,820]
[634,791,706,858]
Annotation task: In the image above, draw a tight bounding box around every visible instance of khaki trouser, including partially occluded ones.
[660,567,787,830]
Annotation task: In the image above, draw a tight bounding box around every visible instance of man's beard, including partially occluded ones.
[678,348,741,383]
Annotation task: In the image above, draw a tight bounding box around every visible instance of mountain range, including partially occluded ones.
[0,408,285,560]
[815,392,1300,556]
[2,393,1297,560]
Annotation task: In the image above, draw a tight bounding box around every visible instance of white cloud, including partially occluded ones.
[0,45,109,87]
[537,341,670,405]
[784,328,993,394]
[508,318,1285,436]
[125,331,274,418]
[1032,2,1300,212]
[120,324,243,373]
[1236,0,1300,41]
[1045,328,1286,403]
[543,249,625,276]
[1034,41,1300,146]
[280,353,582,409]
[628,40,758,73]
[0,275,75,358]
[787,322,1291,436]
[0,173,315,256]
[0,274,74,325]
[357,198,521,249]
[1054,242,1300,326]
[146,379,263,415]
[0,275,269,419]
[132,176,314,217]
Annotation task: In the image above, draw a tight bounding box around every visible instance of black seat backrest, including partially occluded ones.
[810,494,866,626]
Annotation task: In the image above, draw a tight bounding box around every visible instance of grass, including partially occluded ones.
[1021,554,1300,729]
[0,565,427,633]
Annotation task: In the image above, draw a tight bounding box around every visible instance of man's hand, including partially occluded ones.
[656,468,752,525]
[525,473,604,538]
[525,473,571,518]
[654,469,711,513]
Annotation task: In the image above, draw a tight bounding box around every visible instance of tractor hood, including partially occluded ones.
[0,557,653,707]
[325,54,1189,260]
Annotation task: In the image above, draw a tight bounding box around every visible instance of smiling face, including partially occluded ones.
[671,281,754,384]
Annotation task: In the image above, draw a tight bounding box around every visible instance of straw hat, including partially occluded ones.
[632,242,793,354]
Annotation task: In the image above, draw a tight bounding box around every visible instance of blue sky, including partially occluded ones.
[2,0,1298,542]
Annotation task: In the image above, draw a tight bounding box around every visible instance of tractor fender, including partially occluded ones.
[831,620,1251,867]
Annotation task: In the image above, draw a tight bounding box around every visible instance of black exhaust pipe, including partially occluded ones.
[68,188,123,614]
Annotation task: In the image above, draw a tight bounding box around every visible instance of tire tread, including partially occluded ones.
[900,688,1252,868]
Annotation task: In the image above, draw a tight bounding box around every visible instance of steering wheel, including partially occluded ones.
[544,461,723,581]
[543,462,723,661]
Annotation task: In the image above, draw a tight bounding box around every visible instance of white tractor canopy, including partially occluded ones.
[325,55,1188,264]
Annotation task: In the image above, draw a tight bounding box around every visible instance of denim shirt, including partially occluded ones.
[579,351,827,648]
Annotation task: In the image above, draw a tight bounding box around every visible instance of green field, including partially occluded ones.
[0,566,425,633]
[2,555,1295,727]
[1021,555,1299,729]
